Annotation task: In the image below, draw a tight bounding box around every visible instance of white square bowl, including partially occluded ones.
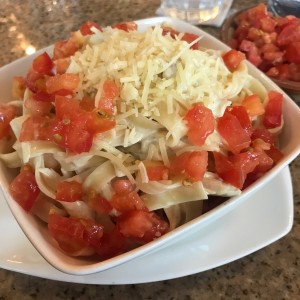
[0,17,300,275]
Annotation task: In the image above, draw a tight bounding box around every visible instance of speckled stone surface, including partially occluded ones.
[0,0,299,299]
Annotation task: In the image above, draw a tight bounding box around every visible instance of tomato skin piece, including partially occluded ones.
[213,151,259,189]
[9,167,40,212]
[222,49,245,72]
[98,80,119,115]
[80,96,95,111]
[241,94,265,117]
[32,52,54,75]
[117,210,169,242]
[161,26,200,49]
[55,95,81,120]
[143,160,169,181]
[95,227,126,259]
[225,106,252,135]
[48,214,104,255]
[52,116,94,154]
[251,128,275,145]
[217,111,251,154]
[184,104,214,146]
[80,21,102,35]
[265,145,283,164]
[285,42,300,64]
[111,178,134,195]
[56,181,83,202]
[86,111,116,134]
[239,39,262,67]
[53,39,79,60]
[0,104,17,139]
[277,23,300,47]
[87,191,113,215]
[112,22,137,32]
[170,151,208,182]
[181,33,200,49]
[263,91,283,129]
[19,116,55,142]
[110,191,148,213]
[46,74,80,94]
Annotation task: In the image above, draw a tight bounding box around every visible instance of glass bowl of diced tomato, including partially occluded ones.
[221,3,300,97]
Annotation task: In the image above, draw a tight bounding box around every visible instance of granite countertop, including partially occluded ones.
[0,0,299,299]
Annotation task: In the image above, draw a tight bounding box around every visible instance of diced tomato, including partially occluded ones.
[46,74,80,94]
[52,115,94,153]
[247,27,262,42]
[263,51,284,63]
[32,52,54,75]
[270,64,290,80]
[48,213,104,255]
[86,110,116,134]
[95,227,126,259]
[12,76,26,99]
[241,94,265,117]
[24,95,53,116]
[54,95,81,120]
[112,22,137,32]
[181,33,200,49]
[32,90,56,102]
[0,103,17,139]
[110,190,147,213]
[117,210,169,242]
[56,181,83,202]
[161,26,200,49]
[247,3,269,22]
[222,49,245,72]
[9,167,40,212]
[276,15,299,30]
[170,151,208,182]
[285,42,300,64]
[144,160,169,181]
[277,23,300,47]
[80,96,95,111]
[19,115,55,142]
[54,58,71,74]
[80,21,102,35]
[260,43,280,53]
[230,3,300,82]
[234,24,249,43]
[263,91,283,129]
[288,63,300,82]
[25,69,45,93]
[265,145,283,164]
[162,26,179,38]
[260,17,276,33]
[217,111,251,154]
[97,80,119,115]
[251,128,275,145]
[225,105,252,134]
[252,148,273,174]
[213,151,259,189]
[111,178,134,195]
[184,104,214,146]
[53,39,79,60]
[86,191,113,215]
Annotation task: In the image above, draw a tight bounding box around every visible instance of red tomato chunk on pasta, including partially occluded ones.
[56,181,83,202]
[9,166,40,212]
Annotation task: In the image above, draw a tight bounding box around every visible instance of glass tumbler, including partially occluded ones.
[159,0,224,24]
